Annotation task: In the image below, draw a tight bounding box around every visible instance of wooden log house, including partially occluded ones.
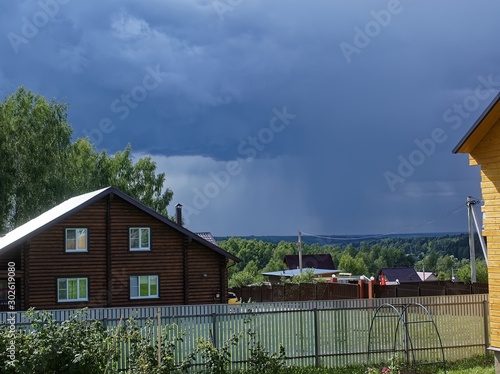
[0,187,239,310]
[453,92,500,369]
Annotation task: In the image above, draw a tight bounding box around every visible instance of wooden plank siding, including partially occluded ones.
[1,192,231,310]
[108,194,181,307]
[187,242,227,304]
[27,198,108,310]
[469,116,500,348]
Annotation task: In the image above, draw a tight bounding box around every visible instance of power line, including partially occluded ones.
[301,203,467,242]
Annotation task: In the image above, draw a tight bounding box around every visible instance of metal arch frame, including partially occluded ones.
[366,302,446,373]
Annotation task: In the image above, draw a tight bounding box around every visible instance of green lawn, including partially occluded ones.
[113,304,489,371]
[216,307,487,368]
[272,355,494,373]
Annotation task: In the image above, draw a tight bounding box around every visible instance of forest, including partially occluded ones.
[219,234,488,288]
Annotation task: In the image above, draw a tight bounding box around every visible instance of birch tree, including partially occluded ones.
[0,88,173,234]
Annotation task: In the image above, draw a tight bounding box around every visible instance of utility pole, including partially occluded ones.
[298,230,303,274]
[467,196,477,283]
[470,199,488,265]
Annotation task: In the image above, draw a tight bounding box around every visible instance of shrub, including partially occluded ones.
[197,333,241,374]
[244,323,286,374]
[121,317,194,374]
[0,308,120,374]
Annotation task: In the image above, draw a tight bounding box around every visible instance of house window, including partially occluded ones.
[129,228,150,251]
[130,275,158,299]
[66,228,88,252]
[57,278,88,302]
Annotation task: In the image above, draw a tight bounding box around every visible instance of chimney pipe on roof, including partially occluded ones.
[175,203,182,226]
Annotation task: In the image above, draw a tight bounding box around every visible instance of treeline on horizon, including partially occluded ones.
[219,234,488,288]
[217,232,468,246]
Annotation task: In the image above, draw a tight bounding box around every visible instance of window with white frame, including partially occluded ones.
[129,228,150,251]
[130,275,158,299]
[57,278,88,302]
[66,228,88,252]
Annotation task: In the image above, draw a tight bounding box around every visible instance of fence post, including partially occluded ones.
[483,300,490,356]
[403,306,410,365]
[358,280,364,299]
[314,308,319,367]
[212,313,218,348]
[368,279,374,299]
[157,307,161,367]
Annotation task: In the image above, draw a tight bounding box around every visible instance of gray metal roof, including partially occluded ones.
[262,268,341,277]
[0,187,239,262]
[196,232,219,246]
[0,187,109,255]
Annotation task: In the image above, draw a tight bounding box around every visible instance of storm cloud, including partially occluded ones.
[1,0,499,235]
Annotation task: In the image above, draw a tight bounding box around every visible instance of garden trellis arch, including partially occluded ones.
[366,302,446,373]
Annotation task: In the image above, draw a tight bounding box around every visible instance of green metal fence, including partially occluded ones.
[0,294,489,371]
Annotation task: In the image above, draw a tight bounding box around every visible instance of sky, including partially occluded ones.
[1,0,500,236]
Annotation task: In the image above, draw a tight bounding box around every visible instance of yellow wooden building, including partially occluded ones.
[454,92,500,368]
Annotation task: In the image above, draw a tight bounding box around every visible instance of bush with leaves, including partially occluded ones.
[281,268,318,284]
[243,322,287,374]
[0,309,195,374]
[121,317,194,374]
[197,332,242,374]
[0,308,120,374]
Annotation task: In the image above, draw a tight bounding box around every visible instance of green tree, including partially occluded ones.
[457,259,488,284]
[65,138,111,195]
[338,253,368,275]
[263,242,295,273]
[66,139,173,217]
[0,87,72,234]
[104,144,172,217]
[0,88,174,234]
[220,238,275,275]
[436,254,460,281]
[229,261,265,288]
[422,249,440,273]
